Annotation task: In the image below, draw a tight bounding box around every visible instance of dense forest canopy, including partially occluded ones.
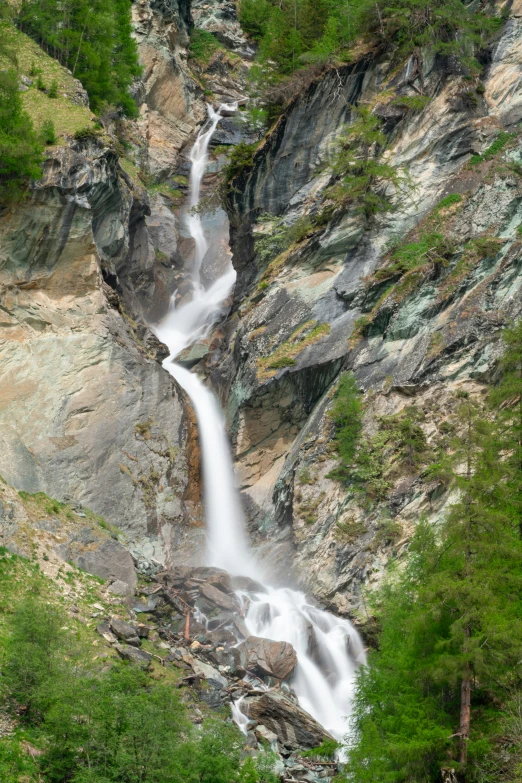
[13,0,140,115]
[239,0,503,76]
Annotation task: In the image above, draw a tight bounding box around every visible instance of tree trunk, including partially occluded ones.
[441,769,458,783]
[459,661,471,766]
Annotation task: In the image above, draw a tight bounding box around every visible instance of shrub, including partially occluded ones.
[74,126,101,141]
[47,79,58,98]
[329,373,363,470]
[189,28,221,64]
[41,119,57,145]
[223,142,257,184]
[327,106,409,218]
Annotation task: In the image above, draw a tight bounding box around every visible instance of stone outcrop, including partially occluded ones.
[237,636,298,680]
[242,691,332,750]
[132,0,206,177]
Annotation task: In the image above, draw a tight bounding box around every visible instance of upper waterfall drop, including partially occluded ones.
[153,103,366,744]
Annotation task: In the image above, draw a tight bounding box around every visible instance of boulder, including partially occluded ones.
[199,582,240,611]
[242,691,332,750]
[110,618,141,647]
[115,644,152,668]
[108,579,133,596]
[183,653,228,687]
[237,636,297,680]
[230,575,267,594]
[70,538,137,592]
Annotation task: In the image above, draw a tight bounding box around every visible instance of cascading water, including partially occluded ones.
[153,104,366,744]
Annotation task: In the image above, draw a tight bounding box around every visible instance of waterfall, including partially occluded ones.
[153,104,366,744]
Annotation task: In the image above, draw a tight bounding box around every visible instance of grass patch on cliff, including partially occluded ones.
[189,29,223,65]
[257,321,331,379]
[469,131,515,165]
[1,25,94,143]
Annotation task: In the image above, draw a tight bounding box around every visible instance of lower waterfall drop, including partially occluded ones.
[153,104,366,744]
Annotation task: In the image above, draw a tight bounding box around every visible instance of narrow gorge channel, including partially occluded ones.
[153,106,366,742]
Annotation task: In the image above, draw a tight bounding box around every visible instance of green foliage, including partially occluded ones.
[0,64,43,203]
[0,591,278,783]
[436,193,463,210]
[345,373,522,782]
[469,131,514,165]
[223,141,257,185]
[41,118,56,144]
[329,373,363,472]
[392,94,431,111]
[327,107,409,219]
[301,739,340,759]
[329,396,430,503]
[74,125,101,141]
[374,231,455,281]
[267,355,297,369]
[189,28,222,65]
[238,0,500,81]
[47,78,58,98]
[15,0,141,115]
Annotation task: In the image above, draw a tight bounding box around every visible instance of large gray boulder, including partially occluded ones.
[74,537,137,591]
[237,636,297,680]
[242,691,332,750]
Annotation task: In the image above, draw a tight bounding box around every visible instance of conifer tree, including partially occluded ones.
[489,320,522,538]
[346,393,522,782]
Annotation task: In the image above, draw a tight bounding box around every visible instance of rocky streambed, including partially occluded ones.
[96,565,341,781]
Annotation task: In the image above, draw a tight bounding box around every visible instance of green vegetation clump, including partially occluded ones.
[189,28,222,65]
[374,231,455,282]
[40,118,56,145]
[469,131,514,165]
[257,321,331,378]
[0,556,280,783]
[254,213,313,265]
[329,373,363,473]
[329,384,430,502]
[14,0,141,115]
[0,25,43,203]
[327,106,409,218]
[223,142,257,184]
[238,0,501,80]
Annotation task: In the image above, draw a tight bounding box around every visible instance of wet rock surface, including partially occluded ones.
[242,691,332,751]
[238,636,298,680]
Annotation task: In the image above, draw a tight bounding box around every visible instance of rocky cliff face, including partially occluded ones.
[0,136,205,566]
[197,1,522,613]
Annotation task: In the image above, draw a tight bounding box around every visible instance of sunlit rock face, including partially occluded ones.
[0,139,202,566]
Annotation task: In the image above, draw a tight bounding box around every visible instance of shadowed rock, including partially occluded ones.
[242,691,331,750]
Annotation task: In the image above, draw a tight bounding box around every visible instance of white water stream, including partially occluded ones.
[153,104,366,744]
